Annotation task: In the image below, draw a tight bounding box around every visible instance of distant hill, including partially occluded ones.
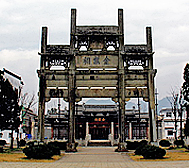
[157,97,172,112]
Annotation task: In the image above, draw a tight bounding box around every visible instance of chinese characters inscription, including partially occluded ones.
[83,56,111,65]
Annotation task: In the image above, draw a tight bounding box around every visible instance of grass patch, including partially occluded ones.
[0,153,64,162]
[128,150,189,161]
[172,147,187,151]
[4,148,23,153]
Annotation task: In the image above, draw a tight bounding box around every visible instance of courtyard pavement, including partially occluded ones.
[0,147,189,168]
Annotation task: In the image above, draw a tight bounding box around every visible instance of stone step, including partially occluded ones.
[88,140,111,146]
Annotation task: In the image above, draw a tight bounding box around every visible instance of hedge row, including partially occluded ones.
[135,144,166,159]
[23,141,61,159]
[23,141,78,159]
[126,140,148,150]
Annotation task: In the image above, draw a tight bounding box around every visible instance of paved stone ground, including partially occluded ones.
[0,147,189,168]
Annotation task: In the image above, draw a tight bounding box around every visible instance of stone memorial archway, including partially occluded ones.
[37,8,157,152]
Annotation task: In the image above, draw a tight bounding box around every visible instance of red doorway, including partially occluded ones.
[90,124,110,140]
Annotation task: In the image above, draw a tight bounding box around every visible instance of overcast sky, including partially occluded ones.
[0,0,189,103]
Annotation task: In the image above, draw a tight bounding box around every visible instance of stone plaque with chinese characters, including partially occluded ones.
[76,55,118,68]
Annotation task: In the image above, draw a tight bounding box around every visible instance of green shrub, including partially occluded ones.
[19,139,26,146]
[0,140,6,153]
[47,142,60,155]
[48,141,67,150]
[134,140,149,156]
[75,142,79,148]
[48,141,79,150]
[159,139,171,147]
[139,140,148,146]
[135,144,166,159]
[0,147,3,153]
[0,140,6,146]
[26,140,37,147]
[23,143,60,159]
[174,139,184,147]
[143,145,166,159]
[126,141,139,150]
[135,144,146,155]
[126,140,148,150]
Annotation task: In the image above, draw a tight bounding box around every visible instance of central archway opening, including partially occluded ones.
[79,98,117,141]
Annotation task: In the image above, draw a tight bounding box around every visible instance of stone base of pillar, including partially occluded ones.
[115,142,128,152]
[65,143,77,152]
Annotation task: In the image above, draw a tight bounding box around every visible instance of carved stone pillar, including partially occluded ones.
[148,70,157,142]
[86,122,89,135]
[37,27,47,141]
[129,122,132,139]
[66,68,77,152]
[111,122,114,136]
[37,73,46,141]
[118,72,125,143]
[146,27,157,142]
[116,9,127,152]
[66,9,77,152]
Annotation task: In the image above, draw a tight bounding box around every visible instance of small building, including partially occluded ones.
[159,108,186,140]
[21,107,37,140]
[0,128,25,144]
[0,107,37,144]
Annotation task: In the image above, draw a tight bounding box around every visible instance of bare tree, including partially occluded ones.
[166,88,179,141]
[178,89,185,144]
[20,92,37,111]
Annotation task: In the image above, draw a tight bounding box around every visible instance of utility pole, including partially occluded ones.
[58,98,61,139]
[136,88,141,139]
[180,104,183,142]
[76,102,78,140]
[179,89,183,144]
[174,94,178,141]
[155,88,159,139]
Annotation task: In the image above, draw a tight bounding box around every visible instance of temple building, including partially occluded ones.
[44,99,149,145]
